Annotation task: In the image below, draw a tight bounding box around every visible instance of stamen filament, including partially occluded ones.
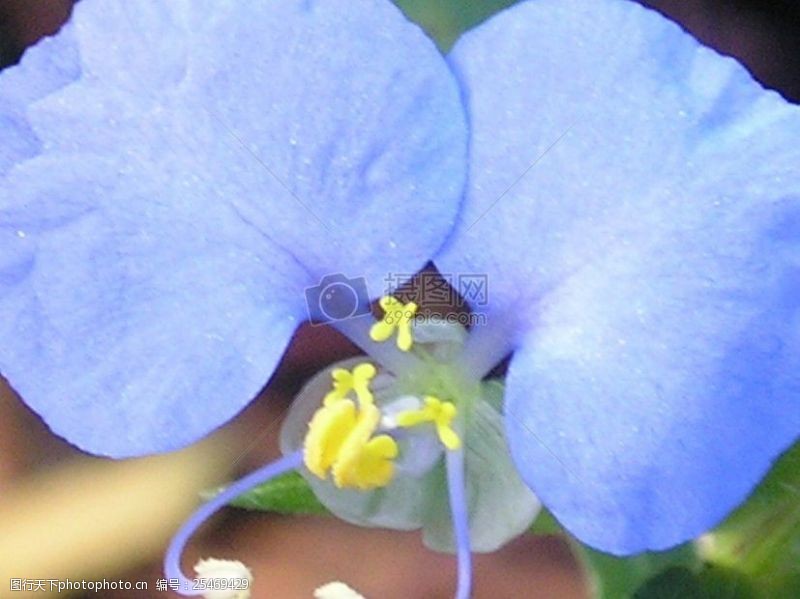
[164,451,303,597]
[333,315,421,373]
[446,448,473,599]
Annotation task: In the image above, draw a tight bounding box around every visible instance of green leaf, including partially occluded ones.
[632,567,706,599]
[698,442,800,598]
[573,542,700,599]
[530,508,562,536]
[528,507,702,598]
[632,565,756,599]
[393,0,520,50]
[207,470,329,516]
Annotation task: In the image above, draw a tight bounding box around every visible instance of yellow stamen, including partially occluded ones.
[332,403,398,490]
[304,399,357,479]
[304,363,398,490]
[396,396,462,450]
[323,363,376,407]
[369,296,418,352]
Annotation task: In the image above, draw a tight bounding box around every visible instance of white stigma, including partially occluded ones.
[314,581,367,599]
[193,558,253,599]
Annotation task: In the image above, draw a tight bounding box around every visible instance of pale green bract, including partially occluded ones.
[279,322,540,553]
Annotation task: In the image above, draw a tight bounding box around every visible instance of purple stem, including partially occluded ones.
[446,448,473,599]
[163,451,304,596]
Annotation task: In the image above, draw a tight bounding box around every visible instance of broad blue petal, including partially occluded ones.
[440,0,800,553]
[0,27,80,175]
[0,0,466,457]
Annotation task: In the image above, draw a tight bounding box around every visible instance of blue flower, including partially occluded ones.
[2,0,799,597]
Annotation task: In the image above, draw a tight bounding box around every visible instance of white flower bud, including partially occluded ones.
[314,581,366,599]
[193,558,253,599]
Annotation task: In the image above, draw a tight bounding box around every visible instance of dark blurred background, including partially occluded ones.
[1,1,799,598]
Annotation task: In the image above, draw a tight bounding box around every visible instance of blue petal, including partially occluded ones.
[0,0,466,457]
[0,26,80,175]
[440,0,800,553]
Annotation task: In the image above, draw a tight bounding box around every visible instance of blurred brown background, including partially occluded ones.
[1,1,799,598]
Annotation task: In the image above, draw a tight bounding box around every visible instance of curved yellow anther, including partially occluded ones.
[323,363,376,407]
[304,363,397,490]
[304,399,357,479]
[332,403,398,490]
[396,396,462,450]
[369,296,418,352]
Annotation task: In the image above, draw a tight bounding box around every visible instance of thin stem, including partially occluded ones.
[164,451,304,596]
[446,448,473,599]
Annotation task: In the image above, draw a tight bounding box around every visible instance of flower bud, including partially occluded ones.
[314,581,366,599]
[193,558,253,599]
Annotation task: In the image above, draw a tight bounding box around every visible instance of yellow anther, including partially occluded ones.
[369,296,418,352]
[332,403,398,490]
[304,399,357,479]
[323,363,376,407]
[396,396,462,450]
[304,363,397,490]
